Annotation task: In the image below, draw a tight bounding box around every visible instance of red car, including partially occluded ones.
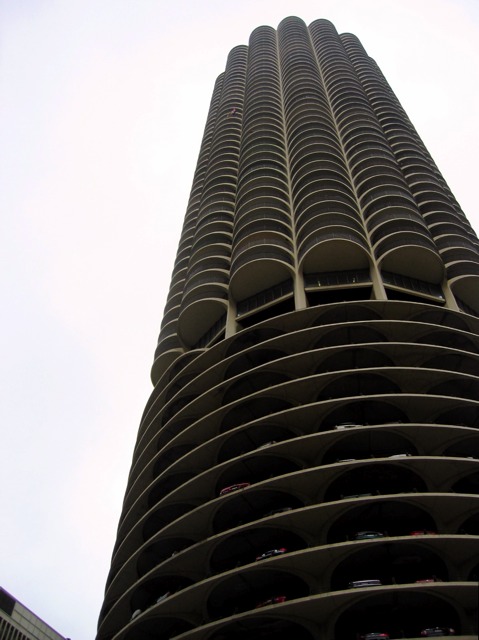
[415,577,442,583]
[255,595,287,608]
[255,547,287,561]
[219,482,250,496]
[410,529,437,536]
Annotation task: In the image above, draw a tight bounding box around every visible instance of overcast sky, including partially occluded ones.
[1,1,478,638]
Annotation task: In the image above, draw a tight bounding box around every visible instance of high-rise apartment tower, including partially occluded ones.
[98,17,479,640]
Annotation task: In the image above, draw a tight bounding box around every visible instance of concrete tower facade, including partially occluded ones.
[98,17,479,640]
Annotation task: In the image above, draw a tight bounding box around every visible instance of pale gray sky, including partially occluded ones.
[1,1,478,638]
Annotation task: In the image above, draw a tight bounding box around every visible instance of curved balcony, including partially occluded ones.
[376,232,444,283]
[229,236,295,302]
[299,228,371,274]
[297,211,366,246]
[233,219,292,245]
[177,287,228,348]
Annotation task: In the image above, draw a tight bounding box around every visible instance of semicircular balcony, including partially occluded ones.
[237,169,288,196]
[411,185,456,208]
[420,199,468,221]
[231,228,293,258]
[289,130,344,164]
[242,102,283,128]
[336,105,377,126]
[234,207,293,234]
[182,270,229,300]
[359,185,418,218]
[293,177,357,213]
[297,211,366,246]
[233,218,292,245]
[294,188,360,223]
[229,235,295,302]
[342,127,393,160]
[240,133,286,161]
[236,199,291,229]
[435,233,479,255]
[200,175,237,202]
[284,99,334,129]
[366,207,428,237]
[348,146,397,175]
[187,256,230,279]
[289,139,346,171]
[299,227,371,274]
[187,246,231,276]
[376,232,444,284]
[242,102,282,125]
[355,171,410,202]
[354,161,406,192]
[189,232,232,261]
[241,123,285,148]
[192,220,234,245]
[370,217,431,247]
[285,100,336,127]
[430,218,479,240]
[291,157,350,188]
[440,250,479,277]
[160,305,181,332]
[288,120,340,151]
[177,287,228,348]
[236,184,290,214]
[448,269,479,316]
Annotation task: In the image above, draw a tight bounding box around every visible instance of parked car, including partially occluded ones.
[389,453,412,458]
[131,609,142,620]
[219,482,250,496]
[255,595,287,608]
[358,634,390,640]
[415,576,442,583]
[255,547,287,561]
[257,440,277,449]
[410,529,437,536]
[156,591,171,604]
[353,531,385,540]
[348,579,382,588]
[335,422,358,429]
[420,627,455,636]
[266,506,293,516]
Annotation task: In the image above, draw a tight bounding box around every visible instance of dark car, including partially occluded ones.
[255,595,287,608]
[358,634,390,640]
[219,482,250,496]
[255,547,287,561]
[420,627,455,636]
[353,531,385,540]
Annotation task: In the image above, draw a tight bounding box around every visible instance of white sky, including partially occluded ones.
[1,1,478,638]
